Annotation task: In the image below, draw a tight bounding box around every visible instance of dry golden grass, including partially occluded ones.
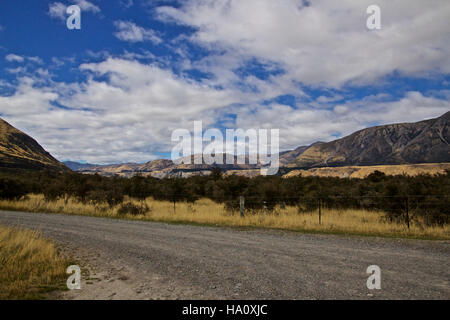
[284,163,450,179]
[0,194,448,240]
[0,225,69,299]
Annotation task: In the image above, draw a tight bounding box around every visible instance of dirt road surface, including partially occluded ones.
[0,210,448,299]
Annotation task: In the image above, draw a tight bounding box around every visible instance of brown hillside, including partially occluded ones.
[289,112,450,167]
[283,163,450,179]
[0,118,68,171]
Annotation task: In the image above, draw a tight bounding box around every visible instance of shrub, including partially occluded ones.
[0,178,28,200]
[117,202,149,216]
[85,188,124,207]
[43,182,65,202]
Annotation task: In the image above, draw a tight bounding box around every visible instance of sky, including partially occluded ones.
[0,0,449,164]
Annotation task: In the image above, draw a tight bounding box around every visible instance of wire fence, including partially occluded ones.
[217,195,450,228]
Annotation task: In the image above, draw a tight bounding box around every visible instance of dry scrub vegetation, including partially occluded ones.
[0,194,448,240]
[0,225,70,299]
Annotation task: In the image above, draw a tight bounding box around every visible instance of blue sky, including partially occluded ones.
[0,0,449,164]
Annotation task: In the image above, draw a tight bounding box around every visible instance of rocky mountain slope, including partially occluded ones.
[0,118,68,171]
[279,143,323,167]
[288,111,450,167]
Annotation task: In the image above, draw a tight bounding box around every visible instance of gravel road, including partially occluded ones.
[0,210,448,300]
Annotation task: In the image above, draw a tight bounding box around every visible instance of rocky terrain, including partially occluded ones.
[288,111,450,168]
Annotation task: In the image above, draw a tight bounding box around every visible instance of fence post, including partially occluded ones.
[240,196,245,218]
[318,198,322,225]
[405,197,410,229]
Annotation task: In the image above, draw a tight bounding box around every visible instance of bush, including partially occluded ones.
[0,178,28,200]
[117,202,149,216]
[43,182,65,202]
[84,188,124,207]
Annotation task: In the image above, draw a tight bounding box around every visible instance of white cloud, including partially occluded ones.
[74,0,100,13]
[333,105,349,114]
[157,0,450,88]
[0,58,239,163]
[5,54,43,65]
[0,55,448,163]
[317,95,344,104]
[48,1,100,21]
[113,21,162,44]
[2,60,448,163]
[5,54,24,63]
[0,77,58,116]
[119,0,134,9]
[231,92,450,150]
[6,67,27,74]
[48,2,67,21]
[27,56,43,64]
[121,50,155,61]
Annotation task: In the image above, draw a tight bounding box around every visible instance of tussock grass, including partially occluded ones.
[0,225,70,299]
[0,194,449,240]
[284,163,450,178]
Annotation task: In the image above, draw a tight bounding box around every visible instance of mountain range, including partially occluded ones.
[65,111,450,177]
[0,112,449,177]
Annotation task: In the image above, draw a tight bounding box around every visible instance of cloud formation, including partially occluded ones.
[1,56,448,164]
[1,1,449,164]
[48,0,100,21]
[5,54,24,63]
[5,54,43,64]
[113,21,162,43]
[158,0,450,88]
[232,92,450,149]
[0,58,239,163]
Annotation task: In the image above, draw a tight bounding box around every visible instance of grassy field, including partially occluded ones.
[0,224,70,299]
[284,163,450,178]
[0,194,448,240]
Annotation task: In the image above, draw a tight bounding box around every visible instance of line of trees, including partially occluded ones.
[0,168,448,225]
